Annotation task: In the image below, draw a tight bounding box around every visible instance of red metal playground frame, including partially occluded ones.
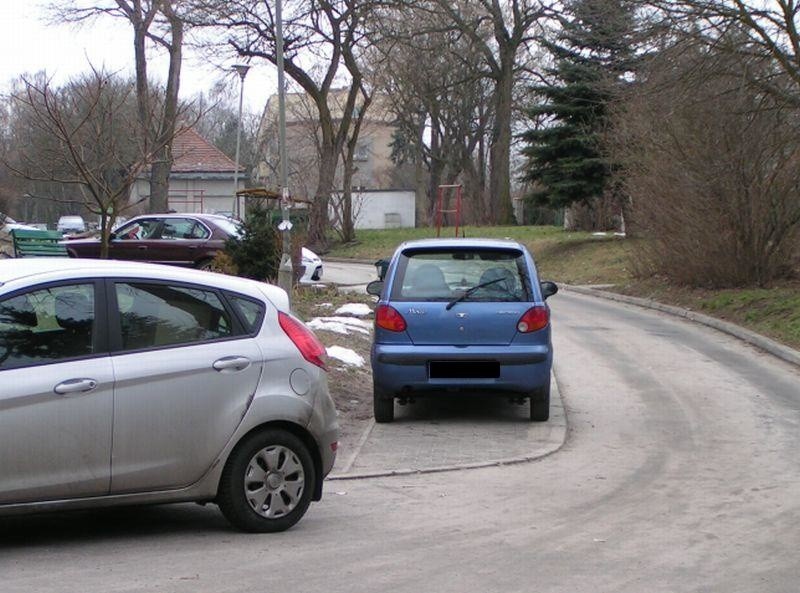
[435,184,463,237]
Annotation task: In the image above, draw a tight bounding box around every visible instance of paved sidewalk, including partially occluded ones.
[330,375,566,479]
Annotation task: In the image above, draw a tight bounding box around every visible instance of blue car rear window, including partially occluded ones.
[393,249,529,302]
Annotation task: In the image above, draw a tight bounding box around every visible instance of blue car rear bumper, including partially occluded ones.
[372,343,552,397]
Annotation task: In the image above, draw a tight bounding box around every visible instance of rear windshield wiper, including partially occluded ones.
[445,278,504,310]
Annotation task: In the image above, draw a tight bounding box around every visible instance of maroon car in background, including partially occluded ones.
[63,213,241,270]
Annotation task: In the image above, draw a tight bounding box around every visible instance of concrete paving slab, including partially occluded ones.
[330,374,566,479]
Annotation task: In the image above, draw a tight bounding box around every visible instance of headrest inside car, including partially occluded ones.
[55,291,93,331]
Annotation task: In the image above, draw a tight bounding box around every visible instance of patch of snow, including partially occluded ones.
[316,302,334,308]
[334,303,372,317]
[326,345,365,367]
[308,316,371,335]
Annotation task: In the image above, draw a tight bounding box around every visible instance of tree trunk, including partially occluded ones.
[132,18,150,147]
[340,156,355,243]
[149,158,172,212]
[427,128,443,227]
[342,190,355,242]
[478,114,488,223]
[99,211,112,259]
[414,117,427,228]
[489,55,515,225]
[148,8,183,213]
[307,144,338,250]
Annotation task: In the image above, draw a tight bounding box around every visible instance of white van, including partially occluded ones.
[57,215,86,234]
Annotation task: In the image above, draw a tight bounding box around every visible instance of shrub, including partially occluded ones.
[224,204,280,282]
[612,47,800,287]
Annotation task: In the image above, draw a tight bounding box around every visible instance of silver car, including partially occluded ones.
[0,259,338,532]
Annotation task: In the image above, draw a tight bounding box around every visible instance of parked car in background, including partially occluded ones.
[64,212,241,270]
[367,238,558,423]
[213,210,238,220]
[1,213,37,232]
[57,215,86,235]
[0,258,338,532]
[300,247,323,283]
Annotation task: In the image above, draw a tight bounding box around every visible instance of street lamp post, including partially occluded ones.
[232,63,250,220]
[275,0,293,302]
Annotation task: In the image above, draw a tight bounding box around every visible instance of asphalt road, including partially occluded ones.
[2,291,799,592]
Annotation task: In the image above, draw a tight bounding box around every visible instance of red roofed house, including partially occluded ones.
[130,128,246,215]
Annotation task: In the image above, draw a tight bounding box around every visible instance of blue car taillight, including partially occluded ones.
[375,305,407,332]
[517,306,549,333]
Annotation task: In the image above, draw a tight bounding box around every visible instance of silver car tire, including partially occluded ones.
[217,429,316,533]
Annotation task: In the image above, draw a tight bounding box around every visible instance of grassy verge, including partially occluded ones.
[326,226,800,351]
[613,279,800,350]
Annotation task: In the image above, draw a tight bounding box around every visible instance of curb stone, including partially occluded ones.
[563,284,800,369]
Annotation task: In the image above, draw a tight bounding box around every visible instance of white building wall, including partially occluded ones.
[337,190,415,229]
[130,177,244,214]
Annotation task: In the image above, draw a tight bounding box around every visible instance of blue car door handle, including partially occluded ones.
[54,378,98,396]
[213,356,251,372]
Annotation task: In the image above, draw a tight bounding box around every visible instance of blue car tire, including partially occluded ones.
[373,384,394,423]
[529,379,550,422]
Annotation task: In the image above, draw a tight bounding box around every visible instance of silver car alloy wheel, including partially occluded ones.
[244,444,306,519]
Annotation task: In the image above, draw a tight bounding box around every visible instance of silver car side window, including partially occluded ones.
[227,294,265,334]
[0,283,95,370]
[116,282,233,351]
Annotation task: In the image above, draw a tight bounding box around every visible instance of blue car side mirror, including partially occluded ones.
[540,281,558,300]
[367,280,384,296]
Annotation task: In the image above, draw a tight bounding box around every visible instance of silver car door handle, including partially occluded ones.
[212,356,252,372]
[54,378,98,396]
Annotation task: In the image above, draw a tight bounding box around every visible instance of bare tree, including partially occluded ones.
[337,84,372,242]
[428,0,553,224]
[49,0,186,213]
[190,0,374,250]
[2,69,188,257]
[188,87,261,169]
[372,5,494,225]
[611,44,800,286]
[645,0,800,105]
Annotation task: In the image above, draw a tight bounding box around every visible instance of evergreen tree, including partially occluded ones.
[224,203,280,282]
[520,0,636,210]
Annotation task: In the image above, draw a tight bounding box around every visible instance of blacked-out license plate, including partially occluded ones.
[428,361,500,379]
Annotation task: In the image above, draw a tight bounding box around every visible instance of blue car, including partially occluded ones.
[366,238,557,423]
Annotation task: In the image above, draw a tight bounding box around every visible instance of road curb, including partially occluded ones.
[324,256,376,265]
[327,372,568,481]
[563,284,800,369]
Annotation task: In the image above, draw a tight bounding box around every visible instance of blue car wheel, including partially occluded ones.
[529,378,550,422]
[373,383,394,423]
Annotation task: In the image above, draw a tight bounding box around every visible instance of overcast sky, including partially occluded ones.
[0,2,275,114]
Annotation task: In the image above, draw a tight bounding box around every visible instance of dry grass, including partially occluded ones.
[293,284,376,453]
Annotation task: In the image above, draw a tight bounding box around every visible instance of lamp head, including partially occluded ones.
[232,64,250,79]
